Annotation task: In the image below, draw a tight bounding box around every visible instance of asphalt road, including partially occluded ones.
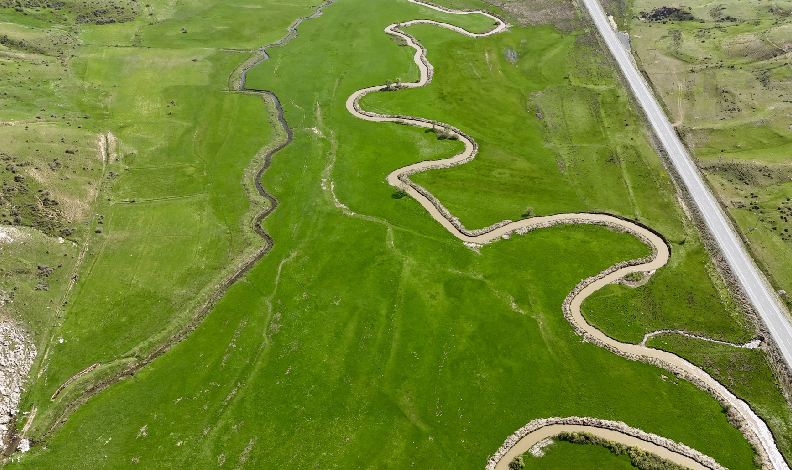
[580,0,792,372]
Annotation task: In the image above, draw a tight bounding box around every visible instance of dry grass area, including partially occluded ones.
[627,0,792,300]
[0,124,103,236]
[0,22,78,60]
[0,0,141,25]
[628,0,792,146]
[485,0,580,30]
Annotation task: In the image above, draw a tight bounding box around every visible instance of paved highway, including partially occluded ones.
[580,1,792,467]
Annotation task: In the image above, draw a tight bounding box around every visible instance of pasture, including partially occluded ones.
[0,0,786,467]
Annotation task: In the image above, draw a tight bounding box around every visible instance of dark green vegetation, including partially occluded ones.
[0,0,783,468]
[520,439,637,469]
[546,430,687,470]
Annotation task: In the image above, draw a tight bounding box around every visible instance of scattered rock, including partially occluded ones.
[0,321,36,444]
[17,439,29,453]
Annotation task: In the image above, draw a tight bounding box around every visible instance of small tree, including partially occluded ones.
[508,455,525,470]
[395,77,402,89]
[385,79,393,91]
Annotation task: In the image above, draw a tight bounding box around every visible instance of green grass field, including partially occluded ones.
[1,0,319,440]
[0,0,786,467]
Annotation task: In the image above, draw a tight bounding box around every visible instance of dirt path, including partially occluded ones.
[347,2,787,469]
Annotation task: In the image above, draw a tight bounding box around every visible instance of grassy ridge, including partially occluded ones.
[6,0,763,468]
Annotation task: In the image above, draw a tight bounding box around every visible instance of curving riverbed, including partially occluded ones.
[346,1,789,469]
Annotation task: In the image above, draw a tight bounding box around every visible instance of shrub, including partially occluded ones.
[624,272,643,282]
[508,455,524,469]
[37,265,54,277]
[389,35,408,47]
[556,431,686,470]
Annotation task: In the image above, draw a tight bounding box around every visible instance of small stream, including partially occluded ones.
[238,0,338,90]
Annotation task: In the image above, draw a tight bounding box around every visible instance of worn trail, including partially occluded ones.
[346,1,787,468]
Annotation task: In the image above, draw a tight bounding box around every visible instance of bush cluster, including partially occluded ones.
[557,431,688,470]
[428,121,458,140]
[508,455,524,469]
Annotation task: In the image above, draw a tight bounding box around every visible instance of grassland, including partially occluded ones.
[0,0,785,468]
[0,0,319,441]
[0,0,770,468]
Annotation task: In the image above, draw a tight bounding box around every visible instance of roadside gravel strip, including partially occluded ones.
[347,1,789,468]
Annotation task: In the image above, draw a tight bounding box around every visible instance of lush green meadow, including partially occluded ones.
[362,19,758,345]
[0,0,767,468]
[0,0,785,468]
